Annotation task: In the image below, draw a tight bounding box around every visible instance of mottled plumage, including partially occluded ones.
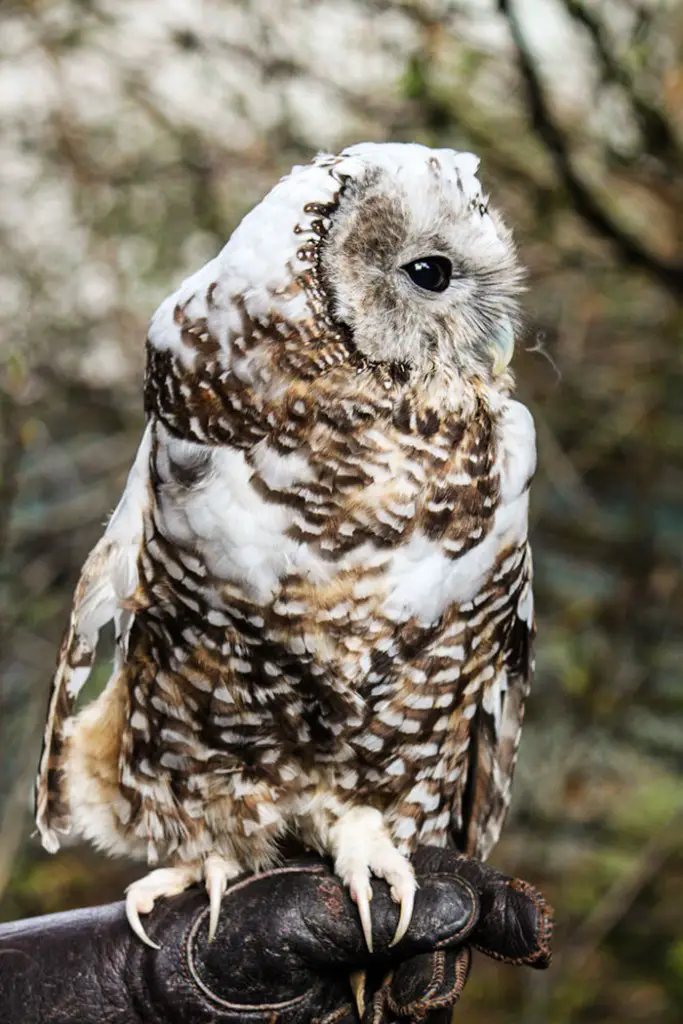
[35,142,536,947]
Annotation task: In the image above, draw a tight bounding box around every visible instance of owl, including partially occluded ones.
[35,142,536,954]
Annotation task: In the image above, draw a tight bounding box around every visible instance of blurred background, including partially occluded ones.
[1,0,682,1020]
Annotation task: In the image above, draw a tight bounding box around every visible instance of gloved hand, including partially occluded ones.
[0,847,552,1024]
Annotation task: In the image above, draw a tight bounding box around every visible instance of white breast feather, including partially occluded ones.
[382,400,535,626]
[155,425,332,604]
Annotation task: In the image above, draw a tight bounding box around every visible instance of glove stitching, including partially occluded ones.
[385,949,471,1017]
[399,947,469,1018]
[510,878,553,965]
[386,950,446,1017]
[473,880,553,967]
[366,988,388,1024]
[185,904,313,1012]
[424,947,471,1011]
[415,948,471,1014]
[313,1004,355,1024]
[222,863,326,903]
[426,878,478,949]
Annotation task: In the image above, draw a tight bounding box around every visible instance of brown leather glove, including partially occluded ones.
[0,847,552,1024]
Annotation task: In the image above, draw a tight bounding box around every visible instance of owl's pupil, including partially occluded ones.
[402,256,452,293]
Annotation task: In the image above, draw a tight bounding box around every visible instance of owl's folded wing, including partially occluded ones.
[455,542,535,860]
[34,425,152,852]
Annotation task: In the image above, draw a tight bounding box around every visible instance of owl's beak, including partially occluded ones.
[491,317,515,376]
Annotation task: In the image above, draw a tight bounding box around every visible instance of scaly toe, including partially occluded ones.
[124,865,201,949]
[332,807,418,952]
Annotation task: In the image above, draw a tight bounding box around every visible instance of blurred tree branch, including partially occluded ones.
[0,388,23,575]
[498,0,683,299]
[555,806,683,982]
[564,0,681,166]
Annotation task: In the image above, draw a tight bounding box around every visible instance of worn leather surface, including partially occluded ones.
[0,848,552,1024]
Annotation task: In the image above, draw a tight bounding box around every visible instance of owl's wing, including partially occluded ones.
[35,424,152,852]
[455,542,534,860]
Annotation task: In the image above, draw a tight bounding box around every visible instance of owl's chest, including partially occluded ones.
[146,408,523,627]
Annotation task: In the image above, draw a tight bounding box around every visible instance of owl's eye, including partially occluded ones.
[401,256,452,294]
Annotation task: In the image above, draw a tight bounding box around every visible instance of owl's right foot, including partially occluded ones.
[125,855,240,948]
[331,806,416,952]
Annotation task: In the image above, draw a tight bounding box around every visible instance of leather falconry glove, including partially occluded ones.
[0,846,552,1024]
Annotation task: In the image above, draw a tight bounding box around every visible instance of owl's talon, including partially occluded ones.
[389,884,415,946]
[205,854,235,942]
[349,970,367,1018]
[351,880,374,952]
[207,879,224,944]
[125,891,161,950]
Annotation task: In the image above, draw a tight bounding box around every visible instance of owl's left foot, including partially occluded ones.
[125,855,240,948]
[331,806,416,952]
[125,864,203,949]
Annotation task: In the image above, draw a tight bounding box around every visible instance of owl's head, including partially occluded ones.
[317,143,523,382]
[150,142,523,389]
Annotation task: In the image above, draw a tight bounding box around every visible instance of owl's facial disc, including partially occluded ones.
[321,157,523,382]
